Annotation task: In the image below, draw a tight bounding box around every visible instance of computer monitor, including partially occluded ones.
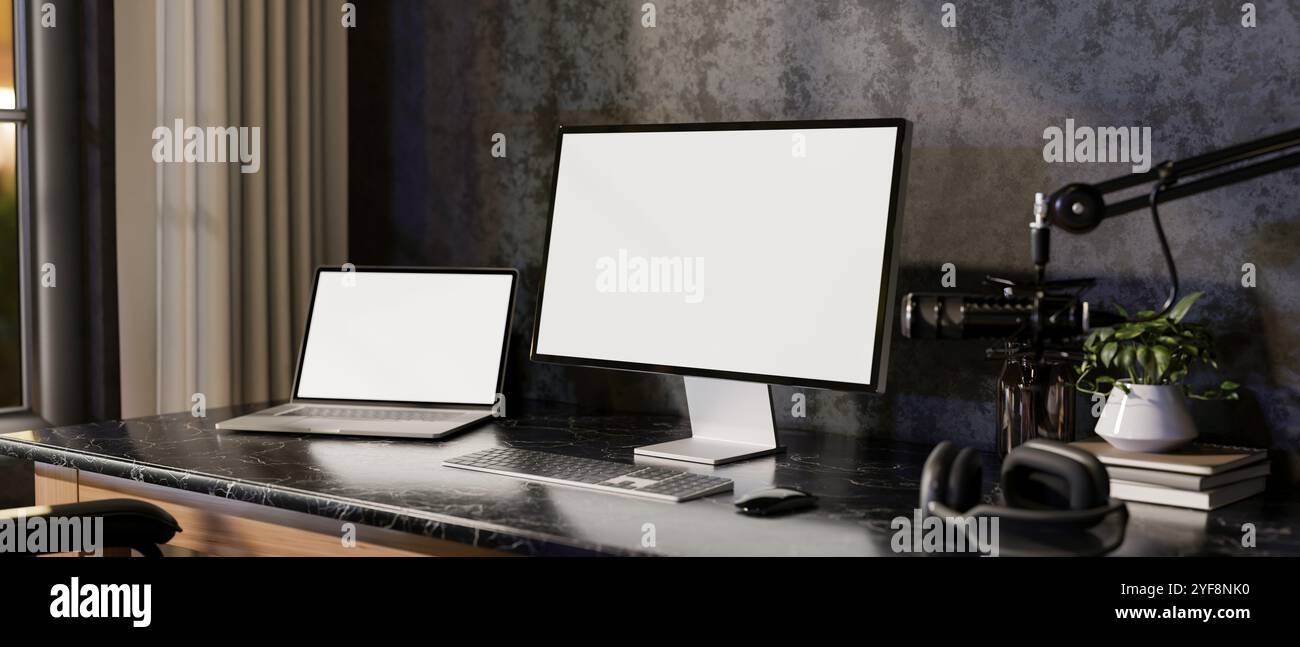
[531,119,910,464]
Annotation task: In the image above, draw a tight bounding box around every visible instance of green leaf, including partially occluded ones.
[1097,327,1114,342]
[1114,327,1144,340]
[1168,291,1204,323]
[1101,341,1119,368]
[1137,346,1155,383]
[1117,346,1136,376]
[1152,345,1171,383]
[1221,380,1240,391]
[1113,303,1130,319]
[1136,310,1155,319]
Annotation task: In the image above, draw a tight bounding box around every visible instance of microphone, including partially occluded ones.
[900,293,1124,341]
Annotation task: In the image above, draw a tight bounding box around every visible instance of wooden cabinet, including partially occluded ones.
[33,464,507,557]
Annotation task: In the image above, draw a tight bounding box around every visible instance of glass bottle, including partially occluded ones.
[996,351,1077,458]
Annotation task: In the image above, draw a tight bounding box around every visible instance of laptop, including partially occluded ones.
[216,267,517,439]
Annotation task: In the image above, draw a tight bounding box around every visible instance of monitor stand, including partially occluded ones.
[634,376,784,465]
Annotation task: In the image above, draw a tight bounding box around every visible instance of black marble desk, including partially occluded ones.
[1,401,1297,556]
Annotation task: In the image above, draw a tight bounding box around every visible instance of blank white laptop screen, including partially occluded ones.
[295,270,514,405]
[534,126,901,388]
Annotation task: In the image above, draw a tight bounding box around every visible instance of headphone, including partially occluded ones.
[920,439,1129,556]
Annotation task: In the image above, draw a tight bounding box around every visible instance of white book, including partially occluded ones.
[1109,477,1266,511]
[1073,439,1268,475]
[1105,462,1270,491]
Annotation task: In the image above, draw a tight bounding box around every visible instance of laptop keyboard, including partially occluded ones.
[278,407,468,422]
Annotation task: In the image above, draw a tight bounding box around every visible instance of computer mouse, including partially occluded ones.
[735,487,817,516]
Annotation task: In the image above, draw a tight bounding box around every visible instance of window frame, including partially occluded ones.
[0,0,34,426]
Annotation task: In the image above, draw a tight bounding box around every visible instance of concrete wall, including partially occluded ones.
[348,0,1300,449]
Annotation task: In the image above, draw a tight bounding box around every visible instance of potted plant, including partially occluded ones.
[1075,292,1239,452]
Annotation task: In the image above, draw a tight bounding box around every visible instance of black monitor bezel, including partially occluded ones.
[292,266,518,408]
[529,118,911,393]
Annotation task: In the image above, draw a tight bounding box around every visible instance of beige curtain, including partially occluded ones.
[152,0,347,413]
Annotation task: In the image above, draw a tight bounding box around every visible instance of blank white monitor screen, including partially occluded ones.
[295,270,514,405]
[534,124,903,389]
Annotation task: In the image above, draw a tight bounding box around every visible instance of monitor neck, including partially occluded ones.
[633,377,783,465]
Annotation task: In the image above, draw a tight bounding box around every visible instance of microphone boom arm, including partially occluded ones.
[1047,127,1300,233]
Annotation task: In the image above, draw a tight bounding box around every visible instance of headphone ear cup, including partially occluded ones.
[920,441,958,515]
[1026,440,1111,507]
[945,447,983,513]
[1003,441,1109,511]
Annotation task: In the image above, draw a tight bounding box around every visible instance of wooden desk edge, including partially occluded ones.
[34,463,510,557]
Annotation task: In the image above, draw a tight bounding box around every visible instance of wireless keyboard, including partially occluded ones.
[442,447,733,502]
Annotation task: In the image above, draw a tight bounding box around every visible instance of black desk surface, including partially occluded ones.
[2,402,1297,556]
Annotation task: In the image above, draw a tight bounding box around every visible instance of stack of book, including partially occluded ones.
[1072,439,1270,511]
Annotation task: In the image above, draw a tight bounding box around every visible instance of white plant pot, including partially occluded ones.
[1095,384,1198,453]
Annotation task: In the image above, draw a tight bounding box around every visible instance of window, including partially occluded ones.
[0,0,24,412]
